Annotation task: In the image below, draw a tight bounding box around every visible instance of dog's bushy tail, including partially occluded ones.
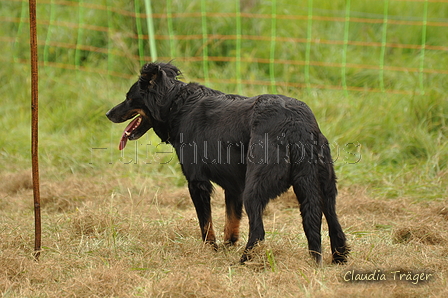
[290,129,349,264]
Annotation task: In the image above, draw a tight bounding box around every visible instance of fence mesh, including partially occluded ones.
[1,0,448,95]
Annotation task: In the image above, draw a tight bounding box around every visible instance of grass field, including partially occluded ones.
[1,0,447,297]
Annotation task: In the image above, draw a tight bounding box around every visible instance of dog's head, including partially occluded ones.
[106,62,181,150]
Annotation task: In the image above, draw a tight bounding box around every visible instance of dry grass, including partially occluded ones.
[1,169,447,297]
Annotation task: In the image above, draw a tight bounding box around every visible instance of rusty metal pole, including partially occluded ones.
[29,0,41,261]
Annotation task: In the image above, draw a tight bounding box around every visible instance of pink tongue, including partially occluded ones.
[119,116,141,150]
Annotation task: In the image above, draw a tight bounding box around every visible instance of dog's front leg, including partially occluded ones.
[223,190,243,246]
[188,180,217,250]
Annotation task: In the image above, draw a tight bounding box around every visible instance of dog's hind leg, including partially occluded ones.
[238,128,292,263]
[292,168,323,265]
[224,190,243,246]
[188,180,217,249]
[318,143,349,264]
[240,164,290,263]
[240,175,269,263]
[321,190,349,264]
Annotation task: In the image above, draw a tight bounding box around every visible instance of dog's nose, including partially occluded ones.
[106,110,111,119]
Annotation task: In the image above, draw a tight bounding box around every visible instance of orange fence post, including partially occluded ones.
[29,0,41,261]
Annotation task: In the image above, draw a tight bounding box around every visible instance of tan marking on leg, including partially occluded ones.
[224,214,240,244]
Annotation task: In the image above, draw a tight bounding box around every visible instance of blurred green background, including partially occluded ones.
[0,0,446,200]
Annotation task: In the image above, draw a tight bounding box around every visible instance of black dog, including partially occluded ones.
[106,62,349,264]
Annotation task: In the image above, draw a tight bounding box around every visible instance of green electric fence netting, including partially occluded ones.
[2,0,447,96]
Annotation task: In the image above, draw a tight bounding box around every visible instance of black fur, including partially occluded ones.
[106,62,349,264]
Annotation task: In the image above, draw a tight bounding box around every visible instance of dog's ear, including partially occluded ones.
[139,63,161,91]
[138,62,181,122]
[139,62,182,92]
[160,62,181,79]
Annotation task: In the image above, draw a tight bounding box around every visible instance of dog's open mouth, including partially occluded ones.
[119,116,142,150]
[107,105,153,150]
[118,114,152,150]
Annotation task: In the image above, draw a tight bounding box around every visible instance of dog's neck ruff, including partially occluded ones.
[154,82,223,144]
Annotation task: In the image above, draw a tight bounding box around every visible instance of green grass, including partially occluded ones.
[1,58,445,200]
[0,0,447,201]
